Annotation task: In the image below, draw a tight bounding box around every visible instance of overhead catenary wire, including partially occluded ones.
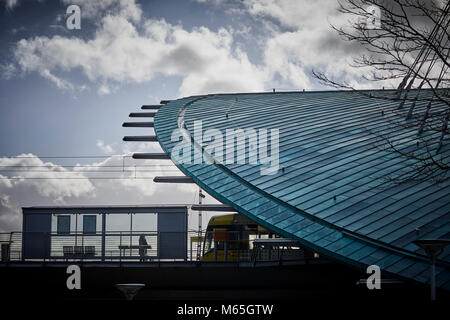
[0,164,178,168]
[0,170,182,172]
[3,155,134,159]
[0,168,184,179]
[0,153,185,179]
[0,176,186,180]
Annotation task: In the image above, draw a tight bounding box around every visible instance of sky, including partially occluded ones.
[0,0,382,232]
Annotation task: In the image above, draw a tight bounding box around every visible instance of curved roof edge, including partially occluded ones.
[154,94,450,290]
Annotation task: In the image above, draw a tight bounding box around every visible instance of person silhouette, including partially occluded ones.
[138,234,148,262]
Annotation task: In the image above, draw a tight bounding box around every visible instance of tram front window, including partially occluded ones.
[203,230,214,254]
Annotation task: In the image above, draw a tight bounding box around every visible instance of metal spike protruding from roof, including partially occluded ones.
[142,105,163,110]
[132,153,170,159]
[153,176,194,183]
[122,122,154,127]
[123,136,158,142]
[129,112,156,118]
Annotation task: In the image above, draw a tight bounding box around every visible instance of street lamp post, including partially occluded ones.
[413,239,450,301]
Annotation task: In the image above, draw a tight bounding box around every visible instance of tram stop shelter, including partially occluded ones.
[21,205,188,261]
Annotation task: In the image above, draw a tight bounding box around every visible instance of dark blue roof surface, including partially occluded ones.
[153,90,450,289]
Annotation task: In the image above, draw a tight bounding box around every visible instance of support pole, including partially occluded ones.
[130,213,133,257]
[224,241,228,262]
[196,188,205,261]
[413,239,450,301]
[101,213,106,261]
[75,214,78,246]
[431,253,436,301]
[214,241,217,261]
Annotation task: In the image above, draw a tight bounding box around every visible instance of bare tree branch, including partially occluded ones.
[313,0,450,183]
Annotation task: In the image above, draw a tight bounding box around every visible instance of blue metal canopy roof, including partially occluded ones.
[153,90,450,289]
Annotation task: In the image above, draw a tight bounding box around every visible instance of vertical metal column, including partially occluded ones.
[196,188,205,261]
[413,239,450,301]
[224,241,228,262]
[130,213,133,257]
[101,213,106,261]
[431,252,436,301]
[214,241,217,261]
[75,214,78,246]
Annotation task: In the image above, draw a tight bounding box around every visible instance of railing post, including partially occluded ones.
[224,241,228,262]
[130,213,133,257]
[81,232,84,262]
[43,232,47,263]
[185,231,188,262]
[119,231,122,263]
[8,231,13,262]
[157,231,160,260]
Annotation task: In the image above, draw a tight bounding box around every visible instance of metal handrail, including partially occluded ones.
[0,231,310,263]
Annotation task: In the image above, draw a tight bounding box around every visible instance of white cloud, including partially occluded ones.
[194,0,392,90]
[40,68,74,90]
[6,0,402,94]
[97,84,111,95]
[0,154,95,200]
[242,0,356,88]
[0,152,219,232]
[0,63,17,79]
[9,0,386,95]
[12,8,266,96]
[96,140,114,154]
[243,0,401,89]
[0,181,21,232]
[195,0,225,5]
[97,83,119,95]
[0,155,93,231]
[61,0,142,22]
[243,0,338,30]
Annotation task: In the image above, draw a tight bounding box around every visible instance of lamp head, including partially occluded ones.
[413,239,450,257]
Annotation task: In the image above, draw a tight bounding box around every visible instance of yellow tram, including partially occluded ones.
[201,213,269,261]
